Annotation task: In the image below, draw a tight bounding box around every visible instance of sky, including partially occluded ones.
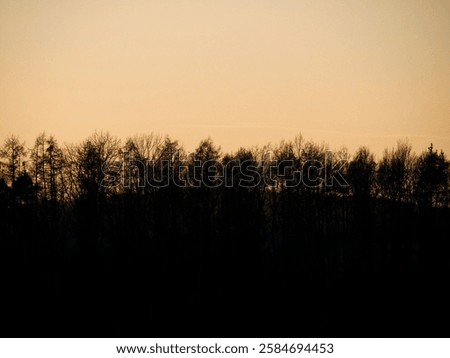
[0,0,449,157]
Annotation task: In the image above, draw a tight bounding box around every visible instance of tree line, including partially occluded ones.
[0,132,449,337]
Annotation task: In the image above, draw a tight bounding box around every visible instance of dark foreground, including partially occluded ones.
[1,193,449,337]
[0,135,449,337]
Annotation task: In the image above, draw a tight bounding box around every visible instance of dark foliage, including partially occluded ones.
[0,133,449,337]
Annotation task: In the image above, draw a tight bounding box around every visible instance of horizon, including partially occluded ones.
[0,129,447,161]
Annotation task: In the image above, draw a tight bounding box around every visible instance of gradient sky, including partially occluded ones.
[1,0,449,156]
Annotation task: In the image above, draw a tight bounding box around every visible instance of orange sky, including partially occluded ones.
[1,0,449,157]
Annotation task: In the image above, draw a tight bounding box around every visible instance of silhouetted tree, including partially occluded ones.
[414,144,449,209]
[0,131,449,337]
[0,135,26,186]
[377,139,415,203]
[348,146,376,201]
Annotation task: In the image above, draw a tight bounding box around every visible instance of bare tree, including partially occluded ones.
[377,139,415,203]
[0,135,26,186]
